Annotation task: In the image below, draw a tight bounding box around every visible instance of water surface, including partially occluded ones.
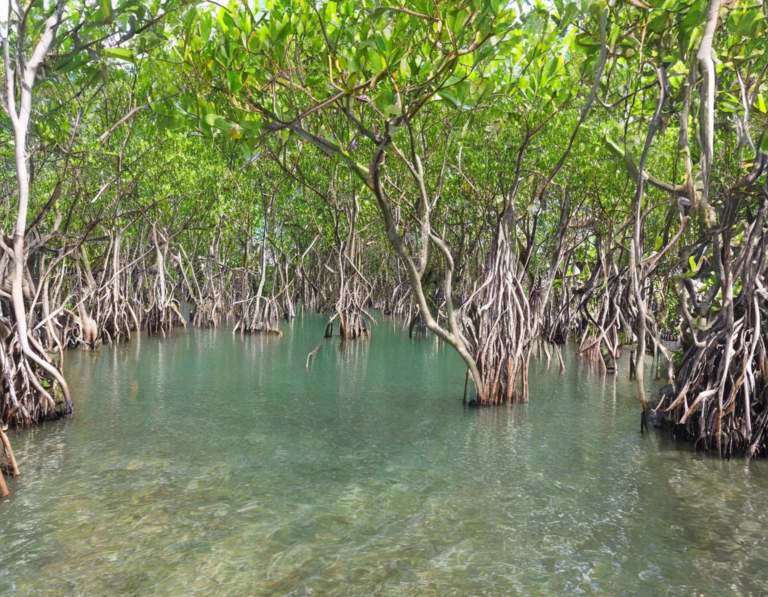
[2,315,767,596]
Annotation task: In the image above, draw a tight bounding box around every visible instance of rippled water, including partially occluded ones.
[2,315,767,596]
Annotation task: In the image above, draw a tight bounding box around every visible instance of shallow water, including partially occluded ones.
[2,315,767,596]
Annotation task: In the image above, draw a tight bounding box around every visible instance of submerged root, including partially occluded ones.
[1,329,72,426]
[233,295,282,335]
[75,297,100,349]
[191,295,224,328]
[92,233,136,344]
[145,300,187,336]
[657,194,768,457]
[325,279,374,341]
[337,308,372,341]
[0,426,19,478]
[463,228,532,405]
[657,297,768,457]
[577,335,607,373]
[408,310,427,338]
[324,306,373,341]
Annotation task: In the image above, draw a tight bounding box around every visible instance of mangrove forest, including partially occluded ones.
[2,0,768,594]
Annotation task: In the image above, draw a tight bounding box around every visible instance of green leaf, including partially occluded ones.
[200,15,213,43]
[100,0,112,20]
[55,54,88,74]
[435,89,460,109]
[227,70,243,93]
[103,48,136,63]
[326,1,337,22]
[757,94,766,114]
[542,55,560,84]
[203,113,235,131]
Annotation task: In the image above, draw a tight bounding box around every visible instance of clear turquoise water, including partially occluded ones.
[2,315,767,596]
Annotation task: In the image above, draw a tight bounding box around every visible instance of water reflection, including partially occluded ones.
[1,316,767,596]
